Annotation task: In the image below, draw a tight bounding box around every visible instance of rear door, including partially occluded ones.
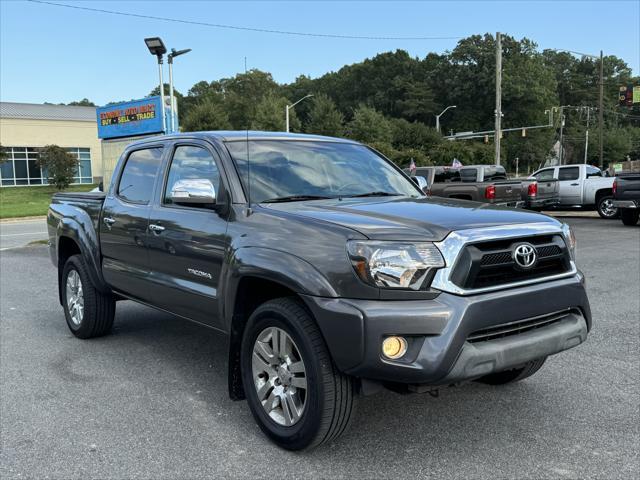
[146,141,230,329]
[100,145,165,300]
[531,168,559,201]
[557,166,582,205]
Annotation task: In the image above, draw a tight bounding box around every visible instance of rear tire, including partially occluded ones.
[241,297,356,450]
[476,357,547,385]
[597,195,618,219]
[61,255,115,339]
[620,208,639,226]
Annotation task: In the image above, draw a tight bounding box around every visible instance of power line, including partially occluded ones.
[26,0,462,41]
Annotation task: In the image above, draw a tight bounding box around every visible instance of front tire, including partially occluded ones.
[61,255,115,339]
[241,298,356,450]
[476,357,547,385]
[597,195,618,219]
[620,208,639,226]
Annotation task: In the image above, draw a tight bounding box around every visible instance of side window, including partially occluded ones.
[117,148,164,203]
[558,167,579,181]
[586,166,602,178]
[534,169,555,181]
[460,168,478,182]
[164,145,221,206]
[484,166,507,181]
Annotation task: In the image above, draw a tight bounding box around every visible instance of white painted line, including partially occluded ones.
[0,232,48,237]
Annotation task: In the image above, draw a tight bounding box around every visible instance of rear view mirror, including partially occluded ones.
[170,178,216,206]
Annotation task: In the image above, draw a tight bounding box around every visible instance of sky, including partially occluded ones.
[1,0,638,106]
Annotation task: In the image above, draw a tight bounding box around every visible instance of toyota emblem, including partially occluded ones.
[513,243,537,269]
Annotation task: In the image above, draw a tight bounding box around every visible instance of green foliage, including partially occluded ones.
[306,94,344,137]
[36,145,78,190]
[347,105,393,144]
[67,98,95,106]
[0,144,8,164]
[253,94,299,132]
[111,34,637,166]
[182,97,232,132]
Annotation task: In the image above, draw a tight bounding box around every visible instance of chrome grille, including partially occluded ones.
[450,234,571,290]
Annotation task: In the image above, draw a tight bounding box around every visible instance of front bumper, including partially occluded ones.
[612,200,639,209]
[303,272,591,386]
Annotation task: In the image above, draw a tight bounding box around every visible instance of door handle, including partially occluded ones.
[149,223,165,233]
[103,217,116,229]
[570,183,579,186]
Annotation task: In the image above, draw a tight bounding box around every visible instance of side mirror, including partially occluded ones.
[170,178,216,206]
[412,176,428,192]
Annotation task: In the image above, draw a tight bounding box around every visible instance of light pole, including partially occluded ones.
[144,37,168,133]
[168,48,192,133]
[435,105,456,134]
[550,48,604,168]
[286,94,314,132]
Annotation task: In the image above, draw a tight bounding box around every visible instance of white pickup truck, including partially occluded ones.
[530,164,617,218]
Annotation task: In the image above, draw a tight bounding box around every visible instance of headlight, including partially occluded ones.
[561,223,577,261]
[347,241,445,290]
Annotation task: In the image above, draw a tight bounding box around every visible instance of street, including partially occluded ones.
[0,218,47,250]
[0,217,638,479]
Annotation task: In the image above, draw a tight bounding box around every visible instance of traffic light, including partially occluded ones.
[484,135,489,144]
[522,128,526,137]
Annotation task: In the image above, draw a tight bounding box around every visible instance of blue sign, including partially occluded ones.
[96,96,164,139]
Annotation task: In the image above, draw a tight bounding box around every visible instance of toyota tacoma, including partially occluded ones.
[47,132,591,450]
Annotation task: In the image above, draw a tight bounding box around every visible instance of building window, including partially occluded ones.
[0,146,93,186]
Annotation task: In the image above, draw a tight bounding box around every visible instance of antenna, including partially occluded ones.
[244,56,252,216]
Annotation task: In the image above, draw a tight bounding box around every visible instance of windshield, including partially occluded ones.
[225,140,420,203]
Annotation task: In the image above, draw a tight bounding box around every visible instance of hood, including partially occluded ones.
[262,196,559,241]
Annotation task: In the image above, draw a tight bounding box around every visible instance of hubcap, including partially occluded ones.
[65,270,84,326]
[601,199,617,217]
[252,327,307,426]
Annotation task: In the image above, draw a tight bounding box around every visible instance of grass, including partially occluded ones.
[0,184,98,219]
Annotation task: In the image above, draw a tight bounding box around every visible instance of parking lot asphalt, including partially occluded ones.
[0,218,638,479]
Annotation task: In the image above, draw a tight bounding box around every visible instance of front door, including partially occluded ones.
[146,142,230,329]
[557,166,582,205]
[100,146,165,301]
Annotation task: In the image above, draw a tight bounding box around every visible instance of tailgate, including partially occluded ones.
[492,181,523,203]
[536,179,560,199]
[615,175,640,201]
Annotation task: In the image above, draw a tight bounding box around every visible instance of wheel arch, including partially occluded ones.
[226,275,312,400]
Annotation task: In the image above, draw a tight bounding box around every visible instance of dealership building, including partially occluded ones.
[0,102,102,186]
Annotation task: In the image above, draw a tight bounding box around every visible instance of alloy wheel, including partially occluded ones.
[252,327,307,426]
[65,269,84,326]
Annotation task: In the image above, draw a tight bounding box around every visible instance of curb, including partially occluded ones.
[0,215,47,223]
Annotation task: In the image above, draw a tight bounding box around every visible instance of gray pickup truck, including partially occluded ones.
[613,172,640,225]
[48,132,591,450]
[412,165,523,207]
[517,177,560,210]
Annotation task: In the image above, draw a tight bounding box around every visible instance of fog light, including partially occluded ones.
[382,336,408,359]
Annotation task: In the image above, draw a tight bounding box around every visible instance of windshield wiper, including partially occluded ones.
[262,195,336,203]
[344,191,401,198]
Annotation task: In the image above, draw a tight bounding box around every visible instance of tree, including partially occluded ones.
[253,94,299,131]
[346,105,392,144]
[37,145,77,190]
[306,94,344,136]
[0,144,8,164]
[67,98,95,106]
[182,97,231,132]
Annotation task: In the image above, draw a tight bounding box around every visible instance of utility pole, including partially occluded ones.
[598,50,604,169]
[559,109,565,165]
[494,32,502,166]
[584,107,591,163]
